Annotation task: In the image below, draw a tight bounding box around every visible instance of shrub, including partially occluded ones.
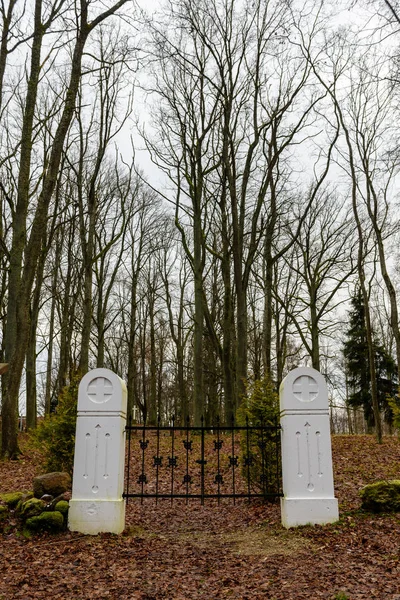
[33,373,80,475]
[238,376,279,426]
[388,394,400,431]
[237,376,280,496]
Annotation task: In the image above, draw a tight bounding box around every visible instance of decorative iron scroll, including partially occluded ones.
[124,415,282,505]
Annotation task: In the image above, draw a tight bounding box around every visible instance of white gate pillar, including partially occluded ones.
[280,367,339,528]
[68,368,127,535]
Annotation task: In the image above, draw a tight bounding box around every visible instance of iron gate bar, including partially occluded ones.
[230,417,237,505]
[184,416,192,503]
[124,493,279,499]
[126,425,280,432]
[215,416,221,503]
[170,416,175,504]
[260,421,266,496]
[275,420,281,488]
[246,418,251,499]
[139,422,148,494]
[124,416,282,504]
[201,417,205,504]
[155,416,160,504]
[125,414,132,501]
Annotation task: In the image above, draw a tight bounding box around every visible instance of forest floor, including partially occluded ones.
[1,434,400,599]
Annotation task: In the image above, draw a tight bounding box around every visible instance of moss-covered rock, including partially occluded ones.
[33,472,71,498]
[0,492,25,508]
[20,497,47,520]
[54,500,69,516]
[15,493,34,515]
[360,480,400,513]
[25,511,64,532]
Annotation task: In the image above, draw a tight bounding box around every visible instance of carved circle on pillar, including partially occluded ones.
[86,376,113,404]
[69,368,127,535]
[292,374,319,403]
[280,367,339,528]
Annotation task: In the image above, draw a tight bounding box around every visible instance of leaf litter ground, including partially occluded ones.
[1,434,400,599]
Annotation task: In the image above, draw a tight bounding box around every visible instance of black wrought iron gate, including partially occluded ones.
[123,416,282,504]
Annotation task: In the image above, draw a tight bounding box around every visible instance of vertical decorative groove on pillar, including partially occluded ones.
[68,369,127,535]
[280,367,339,528]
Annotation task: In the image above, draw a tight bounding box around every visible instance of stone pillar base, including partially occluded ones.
[281,497,339,528]
[68,498,126,535]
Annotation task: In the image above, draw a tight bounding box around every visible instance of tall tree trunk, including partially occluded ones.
[79,249,94,374]
[263,254,274,378]
[148,295,157,425]
[367,202,400,384]
[45,234,61,414]
[220,178,235,423]
[177,274,188,424]
[222,271,235,423]
[2,0,129,458]
[306,53,383,443]
[0,0,17,113]
[193,204,204,426]
[310,288,320,371]
[262,168,278,377]
[44,282,56,415]
[140,320,148,423]
[25,315,37,430]
[57,228,74,396]
[95,258,106,369]
[26,275,42,430]
[235,275,247,405]
[26,237,49,429]
[2,0,46,457]
[127,271,138,421]
[339,114,382,442]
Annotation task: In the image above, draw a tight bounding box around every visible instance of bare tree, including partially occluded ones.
[2,0,131,459]
[124,186,162,421]
[54,195,83,398]
[297,24,384,441]
[159,226,191,423]
[279,192,356,371]
[143,0,327,420]
[93,164,133,369]
[142,0,223,423]
[347,63,400,383]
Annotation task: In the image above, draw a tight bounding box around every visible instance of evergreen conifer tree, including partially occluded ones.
[343,290,398,428]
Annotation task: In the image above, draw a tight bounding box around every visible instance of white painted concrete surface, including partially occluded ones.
[280,367,339,528]
[69,366,339,533]
[68,368,127,534]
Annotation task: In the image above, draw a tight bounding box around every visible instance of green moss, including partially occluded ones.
[0,492,25,508]
[25,511,64,532]
[15,493,34,515]
[20,498,46,520]
[0,505,8,521]
[54,500,69,516]
[360,480,400,513]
